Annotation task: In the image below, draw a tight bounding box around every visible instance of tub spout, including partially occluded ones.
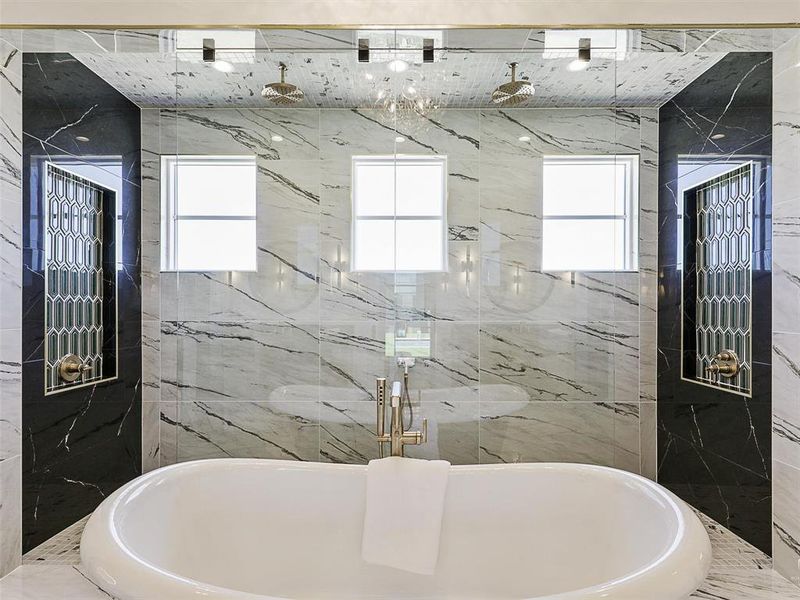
[374,378,427,458]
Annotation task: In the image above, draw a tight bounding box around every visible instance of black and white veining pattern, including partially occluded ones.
[71,49,725,110]
[0,32,23,578]
[772,33,800,588]
[140,105,659,481]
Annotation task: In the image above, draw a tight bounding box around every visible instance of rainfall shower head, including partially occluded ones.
[262,63,305,105]
[491,62,534,107]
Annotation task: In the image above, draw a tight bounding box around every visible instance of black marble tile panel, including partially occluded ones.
[21,52,142,552]
[657,52,773,553]
[657,429,772,554]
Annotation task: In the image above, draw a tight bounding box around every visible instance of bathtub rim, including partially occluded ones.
[80,459,713,600]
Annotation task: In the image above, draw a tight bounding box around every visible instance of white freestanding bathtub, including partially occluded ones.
[80,459,712,600]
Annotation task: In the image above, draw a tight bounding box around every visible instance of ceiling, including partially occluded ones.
[74,49,726,109]
[59,26,790,109]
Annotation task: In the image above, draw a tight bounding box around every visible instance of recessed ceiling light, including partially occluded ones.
[271,134,284,142]
[567,59,589,72]
[365,73,374,81]
[710,133,726,140]
[518,135,531,142]
[406,86,417,95]
[213,60,235,73]
[395,136,405,143]
[388,59,409,73]
[75,135,90,143]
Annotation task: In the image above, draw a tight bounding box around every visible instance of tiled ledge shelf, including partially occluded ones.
[1,510,798,599]
[21,516,88,566]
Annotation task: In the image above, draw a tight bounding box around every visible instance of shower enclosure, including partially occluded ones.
[140,29,652,473]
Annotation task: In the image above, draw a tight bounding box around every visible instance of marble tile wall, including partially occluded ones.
[20,54,142,552]
[0,31,23,578]
[657,53,774,554]
[141,106,658,477]
[772,34,800,588]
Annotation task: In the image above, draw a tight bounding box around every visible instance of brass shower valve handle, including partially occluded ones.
[704,349,740,379]
[58,354,92,382]
[706,363,736,375]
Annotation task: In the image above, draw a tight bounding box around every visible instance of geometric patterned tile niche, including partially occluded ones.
[44,163,117,393]
[682,163,753,396]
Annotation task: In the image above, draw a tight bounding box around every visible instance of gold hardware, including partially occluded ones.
[704,349,740,379]
[57,354,92,383]
[375,377,427,457]
[376,377,388,458]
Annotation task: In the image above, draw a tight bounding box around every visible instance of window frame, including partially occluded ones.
[351,154,448,273]
[542,154,639,273]
[160,154,257,273]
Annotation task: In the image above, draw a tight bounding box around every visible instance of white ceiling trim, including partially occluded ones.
[1,1,798,28]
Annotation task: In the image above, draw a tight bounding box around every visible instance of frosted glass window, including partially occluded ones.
[396,162,444,216]
[395,220,444,270]
[161,155,257,272]
[542,155,638,272]
[174,221,257,271]
[353,220,396,272]
[352,155,447,272]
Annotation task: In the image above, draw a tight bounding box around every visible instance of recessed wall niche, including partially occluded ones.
[44,162,119,393]
[681,162,756,397]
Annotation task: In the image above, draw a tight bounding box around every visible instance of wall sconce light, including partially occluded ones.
[277,262,285,290]
[512,261,522,295]
[461,246,473,290]
[333,244,346,288]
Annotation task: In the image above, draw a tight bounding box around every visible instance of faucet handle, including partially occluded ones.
[421,418,428,444]
[705,349,740,379]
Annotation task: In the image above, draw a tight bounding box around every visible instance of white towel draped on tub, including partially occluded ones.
[361,456,451,575]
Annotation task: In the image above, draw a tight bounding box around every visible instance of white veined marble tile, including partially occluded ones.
[0,329,21,461]
[479,321,639,404]
[172,400,320,462]
[773,461,800,589]
[319,108,479,160]
[478,401,639,469]
[0,39,22,333]
[160,108,320,160]
[0,455,21,577]
[773,333,800,469]
[73,47,726,110]
[160,320,320,405]
[0,29,22,581]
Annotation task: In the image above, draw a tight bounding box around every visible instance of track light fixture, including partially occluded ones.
[568,37,592,71]
[358,38,370,63]
[423,38,435,63]
[202,38,215,63]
